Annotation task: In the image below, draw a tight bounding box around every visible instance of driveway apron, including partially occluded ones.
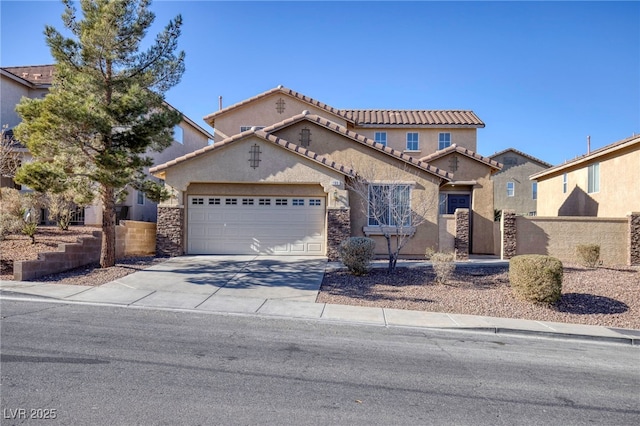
[99,255,326,305]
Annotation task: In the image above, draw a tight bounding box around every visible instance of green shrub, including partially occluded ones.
[576,244,600,268]
[430,252,455,284]
[339,237,375,276]
[509,255,563,305]
[21,222,37,244]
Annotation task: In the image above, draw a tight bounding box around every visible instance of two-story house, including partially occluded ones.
[0,64,214,225]
[151,86,502,258]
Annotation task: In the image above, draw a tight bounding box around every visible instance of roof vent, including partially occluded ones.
[277,84,283,89]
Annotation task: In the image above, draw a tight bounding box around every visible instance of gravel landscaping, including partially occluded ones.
[2,227,638,330]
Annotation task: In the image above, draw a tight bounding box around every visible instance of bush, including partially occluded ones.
[0,188,23,240]
[576,244,600,268]
[424,247,436,260]
[339,237,375,276]
[430,252,455,284]
[509,255,563,305]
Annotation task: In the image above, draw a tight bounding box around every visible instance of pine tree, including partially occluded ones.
[15,0,184,267]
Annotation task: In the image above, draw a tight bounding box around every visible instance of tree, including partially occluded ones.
[348,164,438,273]
[0,125,22,186]
[14,0,184,267]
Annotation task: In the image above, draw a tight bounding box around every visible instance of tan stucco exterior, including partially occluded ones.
[534,136,640,217]
[1,71,48,128]
[351,127,477,155]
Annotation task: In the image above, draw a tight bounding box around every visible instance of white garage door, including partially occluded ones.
[187,196,326,255]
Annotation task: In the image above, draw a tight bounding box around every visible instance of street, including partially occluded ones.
[1,299,638,425]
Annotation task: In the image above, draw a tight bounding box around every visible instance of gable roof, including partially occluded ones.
[2,65,55,86]
[420,144,502,170]
[203,85,353,126]
[490,148,552,168]
[531,134,640,180]
[261,111,452,180]
[341,110,485,128]
[150,127,356,179]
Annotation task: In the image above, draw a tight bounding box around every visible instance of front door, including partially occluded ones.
[447,194,470,214]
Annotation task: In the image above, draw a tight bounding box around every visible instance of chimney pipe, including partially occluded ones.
[587,135,591,155]
[219,95,222,111]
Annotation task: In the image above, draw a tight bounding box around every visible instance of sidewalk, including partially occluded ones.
[1,258,638,346]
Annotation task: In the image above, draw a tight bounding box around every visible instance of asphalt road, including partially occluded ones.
[1,299,638,425]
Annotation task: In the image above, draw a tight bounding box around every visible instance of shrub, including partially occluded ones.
[430,252,455,284]
[576,244,600,268]
[0,188,23,240]
[424,246,436,260]
[21,222,37,244]
[339,237,375,276]
[509,255,563,305]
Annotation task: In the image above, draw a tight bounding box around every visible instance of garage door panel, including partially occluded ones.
[187,196,325,255]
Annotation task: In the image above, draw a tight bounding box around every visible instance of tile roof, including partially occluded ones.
[490,148,552,168]
[530,134,640,180]
[340,110,485,127]
[203,85,353,126]
[2,65,55,85]
[420,144,502,170]
[261,111,452,180]
[150,127,355,178]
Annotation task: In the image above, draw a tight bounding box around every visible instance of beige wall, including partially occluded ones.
[210,93,348,143]
[438,214,455,253]
[537,142,640,217]
[515,216,628,265]
[0,75,47,129]
[350,127,477,156]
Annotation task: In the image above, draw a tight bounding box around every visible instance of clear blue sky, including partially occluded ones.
[2,1,639,165]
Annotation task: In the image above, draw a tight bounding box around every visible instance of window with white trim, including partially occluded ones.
[406,133,419,151]
[192,198,204,205]
[292,199,304,206]
[173,125,183,144]
[532,182,537,200]
[259,198,271,205]
[507,182,515,197]
[309,199,321,206]
[438,133,451,150]
[240,126,265,132]
[374,132,387,147]
[275,199,288,206]
[208,198,221,205]
[368,184,411,226]
[225,198,238,205]
[242,198,254,205]
[563,173,568,193]
[137,191,144,205]
[588,163,599,193]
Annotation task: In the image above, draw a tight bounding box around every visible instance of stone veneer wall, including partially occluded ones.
[454,208,469,260]
[628,212,640,266]
[156,206,184,257]
[327,208,350,261]
[501,210,517,260]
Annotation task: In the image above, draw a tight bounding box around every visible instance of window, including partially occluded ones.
[299,128,311,147]
[368,184,411,226]
[192,198,204,205]
[292,199,304,206]
[532,182,538,200]
[242,198,254,205]
[240,126,265,132]
[563,173,568,194]
[507,182,515,197]
[208,198,221,205]
[406,133,419,151]
[225,198,238,205]
[588,163,599,193]
[275,199,288,206]
[259,198,271,205]
[137,191,144,205]
[173,125,183,144]
[438,193,447,215]
[438,133,451,150]
[374,132,387,147]
[309,199,321,206]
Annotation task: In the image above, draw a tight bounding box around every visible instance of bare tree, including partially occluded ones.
[0,125,21,185]
[348,164,439,273]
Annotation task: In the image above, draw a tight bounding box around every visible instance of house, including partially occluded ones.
[489,148,552,216]
[151,86,501,259]
[531,134,640,217]
[0,64,214,224]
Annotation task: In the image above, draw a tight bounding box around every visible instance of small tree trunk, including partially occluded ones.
[100,186,116,268]
[385,234,395,273]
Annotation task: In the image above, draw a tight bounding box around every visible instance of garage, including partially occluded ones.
[187,195,326,255]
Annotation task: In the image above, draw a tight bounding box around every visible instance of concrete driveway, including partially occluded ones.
[99,255,327,304]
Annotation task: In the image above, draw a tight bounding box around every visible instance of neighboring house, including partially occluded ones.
[0,64,214,224]
[151,86,501,258]
[531,134,640,217]
[490,148,552,216]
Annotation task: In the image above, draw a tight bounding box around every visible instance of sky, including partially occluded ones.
[1,1,639,166]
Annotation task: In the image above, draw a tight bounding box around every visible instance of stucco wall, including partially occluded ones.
[491,152,549,215]
[515,216,628,265]
[211,93,348,143]
[438,214,455,253]
[536,143,640,217]
[351,127,477,156]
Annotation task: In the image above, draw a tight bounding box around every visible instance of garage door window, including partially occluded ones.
[192,198,204,205]
[310,199,321,206]
[226,198,238,205]
[276,199,288,206]
[292,199,304,206]
[208,198,221,205]
[259,199,271,205]
[242,198,254,205]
